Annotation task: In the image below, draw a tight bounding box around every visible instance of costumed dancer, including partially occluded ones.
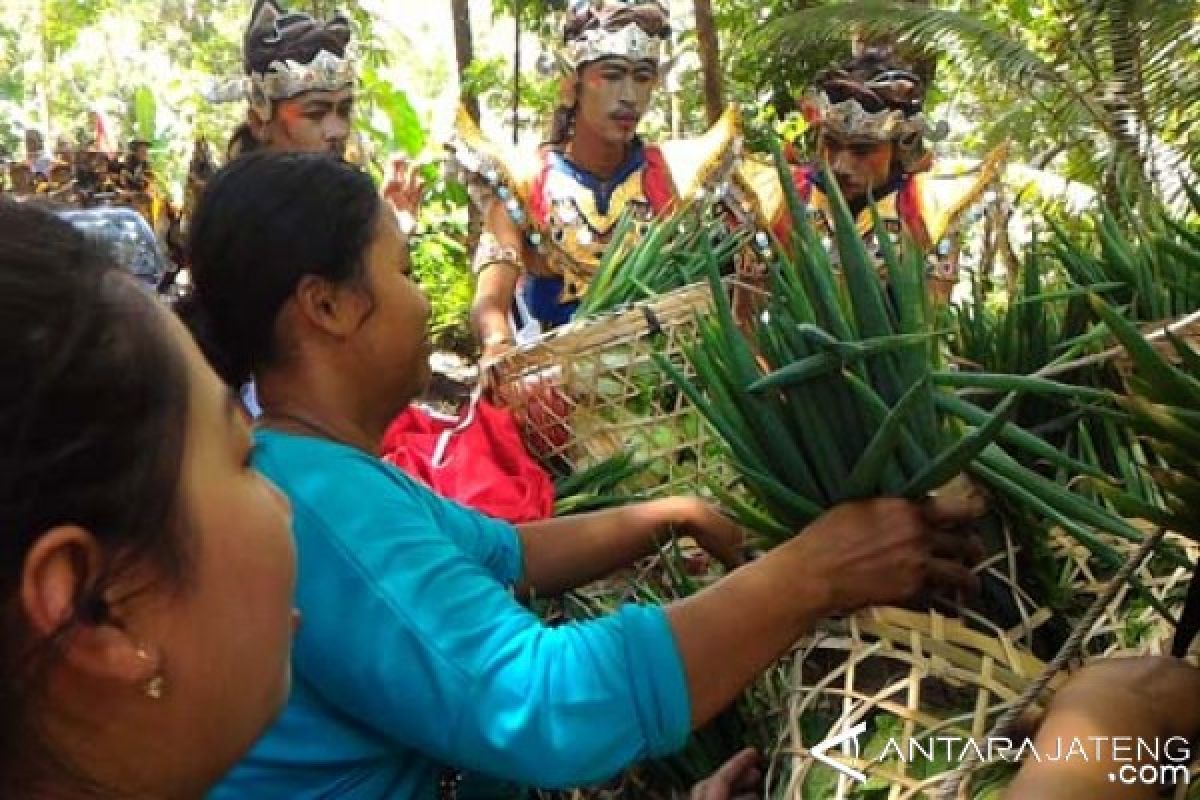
[449,0,749,363]
[6,129,50,196]
[744,49,1005,303]
[118,138,154,191]
[219,0,422,229]
[24,129,53,181]
[219,0,423,222]
[220,0,356,159]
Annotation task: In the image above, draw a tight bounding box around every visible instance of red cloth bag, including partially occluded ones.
[380,391,555,523]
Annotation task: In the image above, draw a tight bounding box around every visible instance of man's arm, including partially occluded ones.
[471,200,526,363]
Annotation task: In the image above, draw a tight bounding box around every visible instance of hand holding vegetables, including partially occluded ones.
[782,496,984,615]
[655,496,748,571]
[668,495,984,727]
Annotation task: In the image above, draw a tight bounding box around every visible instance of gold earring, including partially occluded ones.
[144,674,165,700]
[135,647,165,701]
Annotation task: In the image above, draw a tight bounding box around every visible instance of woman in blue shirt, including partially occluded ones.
[181,152,980,799]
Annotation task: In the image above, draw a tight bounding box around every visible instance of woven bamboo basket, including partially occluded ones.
[767,522,1199,800]
[1049,526,1199,659]
[489,282,740,497]
[756,513,1054,799]
[768,605,1054,800]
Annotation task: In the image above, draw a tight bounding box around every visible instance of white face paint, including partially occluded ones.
[575,57,660,146]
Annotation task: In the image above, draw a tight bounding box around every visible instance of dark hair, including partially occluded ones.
[180,151,381,389]
[0,200,190,792]
[226,123,262,160]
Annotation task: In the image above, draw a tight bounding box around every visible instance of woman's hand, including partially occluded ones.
[690,748,763,800]
[656,497,747,571]
[786,495,984,613]
[478,337,516,389]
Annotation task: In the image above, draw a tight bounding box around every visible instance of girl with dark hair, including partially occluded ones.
[184,151,979,800]
[0,199,296,798]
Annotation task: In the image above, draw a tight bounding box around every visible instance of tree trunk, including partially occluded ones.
[664,1,679,138]
[511,0,521,145]
[38,0,52,140]
[451,0,483,262]
[451,0,480,124]
[1105,0,1151,192]
[692,0,724,126]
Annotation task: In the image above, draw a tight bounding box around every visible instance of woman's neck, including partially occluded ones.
[255,367,398,456]
[565,124,629,181]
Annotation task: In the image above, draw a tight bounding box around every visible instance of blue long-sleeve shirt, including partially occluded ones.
[210,430,692,799]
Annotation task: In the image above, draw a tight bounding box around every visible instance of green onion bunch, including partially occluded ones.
[655,140,1185,603]
[575,202,749,318]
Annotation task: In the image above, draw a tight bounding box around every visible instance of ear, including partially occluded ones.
[657,57,677,92]
[800,98,822,126]
[20,526,158,688]
[293,274,372,339]
[247,108,271,144]
[558,75,579,109]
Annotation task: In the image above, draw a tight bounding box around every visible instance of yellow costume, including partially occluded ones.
[448,105,746,327]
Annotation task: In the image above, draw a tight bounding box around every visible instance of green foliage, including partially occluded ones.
[130,85,156,143]
[490,0,569,30]
[575,203,749,317]
[0,0,247,192]
[410,225,473,353]
[461,55,558,142]
[0,20,25,155]
[684,1,846,143]
[654,140,1185,634]
[0,0,452,200]
[403,153,473,354]
[359,63,427,159]
[1049,198,1200,323]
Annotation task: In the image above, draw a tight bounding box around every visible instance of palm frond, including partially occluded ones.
[758,2,1058,87]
